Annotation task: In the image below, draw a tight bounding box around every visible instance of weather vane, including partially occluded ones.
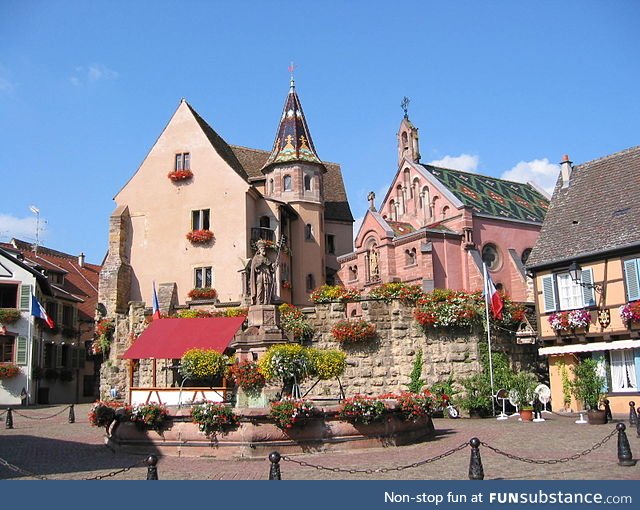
[401,96,410,118]
[288,61,295,86]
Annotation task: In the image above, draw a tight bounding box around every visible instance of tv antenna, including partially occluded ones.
[29,205,40,255]
[495,388,509,420]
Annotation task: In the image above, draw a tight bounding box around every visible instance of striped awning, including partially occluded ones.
[539,339,640,356]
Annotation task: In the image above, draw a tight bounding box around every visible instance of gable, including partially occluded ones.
[0,261,12,278]
[354,211,395,249]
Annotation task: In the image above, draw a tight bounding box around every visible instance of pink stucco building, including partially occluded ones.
[337,114,549,301]
[99,78,353,314]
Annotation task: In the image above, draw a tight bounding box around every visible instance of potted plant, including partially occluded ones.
[179,348,229,386]
[509,372,538,421]
[337,395,386,424]
[620,301,640,328]
[130,402,170,432]
[570,358,606,424]
[191,401,239,436]
[269,399,316,429]
[457,374,492,418]
[0,362,20,379]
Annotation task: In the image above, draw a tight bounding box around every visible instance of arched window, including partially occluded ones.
[441,206,450,219]
[403,169,411,197]
[389,199,396,221]
[283,175,292,191]
[306,273,315,291]
[482,243,501,271]
[268,178,274,194]
[521,248,532,265]
[421,186,430,220]
[405,248,417,266]
[305,223,313,240]
[401,131,409,153]
[304,174,312,191]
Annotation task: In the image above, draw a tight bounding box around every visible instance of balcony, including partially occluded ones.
[251,227,275,244]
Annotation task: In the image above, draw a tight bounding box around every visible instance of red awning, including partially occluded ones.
[121,317,246,360]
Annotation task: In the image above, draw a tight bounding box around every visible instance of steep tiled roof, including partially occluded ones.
[527,145,640,268]
[423,165,549,223]
[386,221,416,236]
[230,145,354,223]
[3,239,101,335]
[262,80,322,169]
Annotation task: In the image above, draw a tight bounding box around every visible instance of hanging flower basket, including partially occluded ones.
[186,229,214,243]
[187,287,218,300]
[331,319,377,343]
[0,362,20,379]
[167,169,193,182]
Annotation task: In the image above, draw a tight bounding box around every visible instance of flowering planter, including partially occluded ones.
[106,405,435,458]
[168,170,193,182]
[186,229,214,244]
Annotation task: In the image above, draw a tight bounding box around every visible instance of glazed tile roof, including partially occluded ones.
[423,165,549,223]
[262,80,322,169]
[386,221,416,237]
[526,145,640,268]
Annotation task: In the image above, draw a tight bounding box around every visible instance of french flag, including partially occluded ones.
[31,295,55,329]
[483,264,504,321]
[152,282,161,320]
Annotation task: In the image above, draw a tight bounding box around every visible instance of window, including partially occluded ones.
[609,350,638,392]
[305,223,313,241]
[268,178,274,194]
[62,305,74,327]
[194,267,213,288]
[482,244,500,271]
[405,248,417,266]
[83,375,96,398]
[521,248,532,265]
[441,206,450,219]
[0,284,18,308]
[349,265,358,281]
[175,152,190,171]
[623,257,640,302]
[540,268,596,312]
[306,274,315,292]
[283,175,292,191]
[304,174,312,191]
[326,234,335,254]
[259,216,270,228]
[192,209,210,230]
[0,336,14,363]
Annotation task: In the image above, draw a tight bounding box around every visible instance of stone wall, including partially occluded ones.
[301,300,540,398]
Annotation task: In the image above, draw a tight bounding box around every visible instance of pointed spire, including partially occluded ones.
[262,70,322,171]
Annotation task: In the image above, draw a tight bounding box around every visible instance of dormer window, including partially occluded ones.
[283,175,292,191]
[47,271,65,285]
[175,152,190,171]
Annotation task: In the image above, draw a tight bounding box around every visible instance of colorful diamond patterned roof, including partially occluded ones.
[424,165,549,222]
[262,80,322,170]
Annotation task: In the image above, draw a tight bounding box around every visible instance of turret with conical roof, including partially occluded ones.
[262,77,324,171]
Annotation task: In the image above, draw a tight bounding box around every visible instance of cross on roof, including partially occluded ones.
[401,96,410,118]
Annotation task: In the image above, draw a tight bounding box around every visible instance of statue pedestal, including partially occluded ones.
[230,304,289,363]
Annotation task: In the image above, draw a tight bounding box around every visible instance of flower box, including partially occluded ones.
[331,319,377,343]
[0,308,20,324]
[187,287,218,300]
[548,309,592,333]
[620,301,640,328]
[167,169,193,182]
[186,229,214,244]
[0,362,20,379]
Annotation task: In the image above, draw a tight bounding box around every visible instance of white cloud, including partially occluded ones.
[70,63,118,86]
[0,214,38,242]
[428,154,480,173]
[500,158,559,195]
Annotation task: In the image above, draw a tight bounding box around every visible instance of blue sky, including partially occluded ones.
[1,1,639,264]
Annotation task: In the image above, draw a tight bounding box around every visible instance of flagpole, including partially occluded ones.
[483,263,496,416]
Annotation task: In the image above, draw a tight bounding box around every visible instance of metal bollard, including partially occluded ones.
[468,437,484,480]
[68,404,75,424]
[146,455,159,480]
[629,401,637,426]
[602,399,612,424]
[636,407,640,438]
[616,423,636,466]
[5,408,13,429]
[268,451,282,480]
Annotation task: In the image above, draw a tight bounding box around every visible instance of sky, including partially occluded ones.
[1,1,639,264]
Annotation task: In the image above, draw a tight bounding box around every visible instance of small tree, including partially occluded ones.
[570,358,605,410]
[406,349,425,393]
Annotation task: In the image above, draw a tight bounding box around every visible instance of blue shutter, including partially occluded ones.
[581,268,596,307]
[623,258,640,301]
[541,275,557,312]
[591,351,608,393]
[16,336,28,365]
[634,349,640,391]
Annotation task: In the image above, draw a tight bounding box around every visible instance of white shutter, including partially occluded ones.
[581,268,596,307]
[541,275,557,312]
[623,258,640,301]
[20,285,32,310]
[16,336,28,365]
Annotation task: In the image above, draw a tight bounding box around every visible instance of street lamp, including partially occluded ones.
[568,261,602,293]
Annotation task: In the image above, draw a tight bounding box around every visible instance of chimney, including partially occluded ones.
[560,154,573,188]
[78,252,85,267]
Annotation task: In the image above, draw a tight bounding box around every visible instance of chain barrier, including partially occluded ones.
[480,428,617,465]
[82,458,149,480]
[0,410,6,419]
[11,405,71,420]
[0,455,49,480]
[282,441,469,474]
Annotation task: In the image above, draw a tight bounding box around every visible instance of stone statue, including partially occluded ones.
[250,241,275,305]
[369,248,379,278]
